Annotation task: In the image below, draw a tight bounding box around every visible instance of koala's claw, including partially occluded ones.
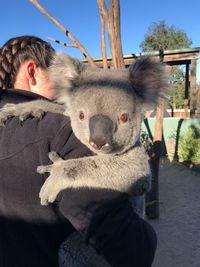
[37,152,62,174]
[48,151,61,162]
[0,109,14,126]
[19,109,45,121]
[19,112,32,122]
[37,165,52,174]
[40,193,57,206]
[44,193,57,205]
[32,109,45,120]
[0,117,6,127]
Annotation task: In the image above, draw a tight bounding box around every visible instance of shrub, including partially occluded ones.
[178,125,200,164]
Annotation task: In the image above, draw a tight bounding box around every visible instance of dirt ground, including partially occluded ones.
[147,159,200,267]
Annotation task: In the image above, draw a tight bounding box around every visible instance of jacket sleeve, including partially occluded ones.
[88,194,157,267]
[59,189,157,267]
[51,120,157,267]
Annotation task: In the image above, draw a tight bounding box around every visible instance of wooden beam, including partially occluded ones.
[162,53,198,62]
[88,51,199,68]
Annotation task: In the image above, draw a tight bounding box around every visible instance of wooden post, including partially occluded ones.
[184,63,190,117]
[190,59,197,117]
[146,52,165,219]
[197,84,200,117]
[146,98,164,219]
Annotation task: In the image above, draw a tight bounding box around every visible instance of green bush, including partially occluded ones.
[178,125,200,164]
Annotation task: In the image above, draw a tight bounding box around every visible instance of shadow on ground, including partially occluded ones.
[147,159,200,267]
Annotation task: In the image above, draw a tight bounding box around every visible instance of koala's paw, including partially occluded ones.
[39,171,62,206]
[38,152,73,206]
[0,103,45,126]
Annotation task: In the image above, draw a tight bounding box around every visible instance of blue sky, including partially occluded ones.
[0,0,200,81]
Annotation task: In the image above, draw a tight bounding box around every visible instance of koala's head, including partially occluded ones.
[49,53,168,155]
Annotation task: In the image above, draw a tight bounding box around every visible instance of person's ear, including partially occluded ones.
[26,61,37,86]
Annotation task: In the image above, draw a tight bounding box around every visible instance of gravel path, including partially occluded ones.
[148,160,200,267]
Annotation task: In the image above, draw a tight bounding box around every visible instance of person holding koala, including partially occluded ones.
[0,35,157,267]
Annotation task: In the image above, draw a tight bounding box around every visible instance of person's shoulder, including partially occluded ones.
[38,111,71,135]
[0,89,72,141]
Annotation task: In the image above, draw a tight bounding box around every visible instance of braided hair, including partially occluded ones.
[0,35,55,89]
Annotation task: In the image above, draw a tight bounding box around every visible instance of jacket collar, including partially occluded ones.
[0,89,48,107]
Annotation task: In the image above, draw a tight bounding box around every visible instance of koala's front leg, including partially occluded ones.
[38,150,150,206]
[0,100,65,126]
[39,152,103,205]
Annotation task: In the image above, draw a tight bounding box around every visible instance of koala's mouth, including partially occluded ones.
[89,140,125,155]
[89,141,112,154]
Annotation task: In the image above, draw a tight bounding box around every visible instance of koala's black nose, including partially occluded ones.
[89,114,113,150]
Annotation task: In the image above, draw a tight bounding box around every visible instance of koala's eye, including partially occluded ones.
[79,111,85,121]
[120,113,129,123]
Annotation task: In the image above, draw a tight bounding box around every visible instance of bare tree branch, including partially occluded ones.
[47,37,78,48]
[100,14,108,68]
[30,0,95,65]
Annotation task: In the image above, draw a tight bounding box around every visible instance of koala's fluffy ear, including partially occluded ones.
[129,57,168,105]
[48,53,84,99]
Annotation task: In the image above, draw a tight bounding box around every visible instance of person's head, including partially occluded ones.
[0,35,56,99]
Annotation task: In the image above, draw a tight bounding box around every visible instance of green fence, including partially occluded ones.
[142,118,200,161]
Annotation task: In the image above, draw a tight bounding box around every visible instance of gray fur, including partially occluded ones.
[0,53,167,266]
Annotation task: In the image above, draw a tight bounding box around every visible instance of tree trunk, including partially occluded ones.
[97,0,125,69]
[110,0,125,68]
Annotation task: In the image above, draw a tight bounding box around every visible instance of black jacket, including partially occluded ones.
[0,89,157,267]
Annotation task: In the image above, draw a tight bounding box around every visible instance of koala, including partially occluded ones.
[0,54,167,204]
[0,53,167,266]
